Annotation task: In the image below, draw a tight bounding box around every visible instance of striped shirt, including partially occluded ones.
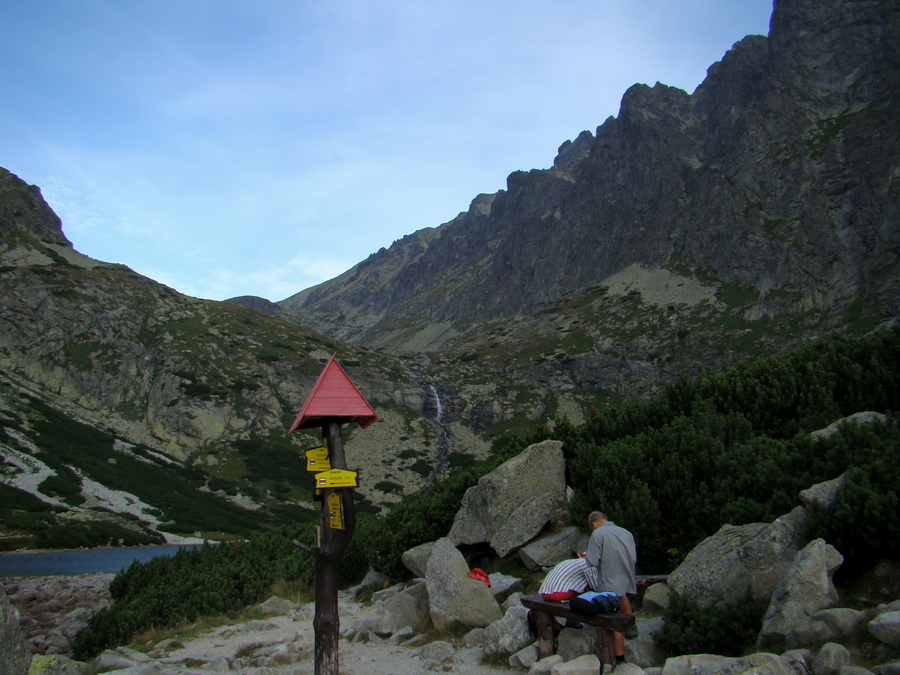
[539,558,590,596]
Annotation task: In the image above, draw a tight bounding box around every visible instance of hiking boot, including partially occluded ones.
[624,626,639,640]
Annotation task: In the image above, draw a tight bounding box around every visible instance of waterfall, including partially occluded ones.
[429,384,444,423]
[421,380,449,478]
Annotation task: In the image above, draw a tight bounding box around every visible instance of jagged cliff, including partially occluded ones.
[279,0,899,358]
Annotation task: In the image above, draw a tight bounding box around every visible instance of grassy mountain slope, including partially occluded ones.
[0,196,474,547]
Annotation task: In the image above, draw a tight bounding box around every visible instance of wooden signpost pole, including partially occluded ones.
[313,420,356,675]
[287,354,377,675]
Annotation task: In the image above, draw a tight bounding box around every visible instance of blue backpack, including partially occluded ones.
[569,591,619,615]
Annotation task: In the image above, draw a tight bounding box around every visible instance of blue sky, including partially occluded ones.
[1,1,773,302]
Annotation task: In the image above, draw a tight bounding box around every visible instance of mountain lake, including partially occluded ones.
[0,544,206,576]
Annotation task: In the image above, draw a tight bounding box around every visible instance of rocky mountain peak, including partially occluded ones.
[278,0,899,354]
[0,168,71,248]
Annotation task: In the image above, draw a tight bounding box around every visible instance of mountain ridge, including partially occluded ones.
[272,0,898,354]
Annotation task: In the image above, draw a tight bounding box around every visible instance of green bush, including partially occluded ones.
[806,422,900,573]
[233,436,307,492]
[0,483,57,513]
[35,521,162,549]
[559,331,900,572]
[654,591,765,657]
[38,467,86,506]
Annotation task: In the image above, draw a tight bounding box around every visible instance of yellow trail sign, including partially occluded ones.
[327,492,344,530]
[305,446,331,471]
[315,468,358,489]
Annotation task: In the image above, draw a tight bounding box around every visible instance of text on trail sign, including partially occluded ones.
[315,468,358,488]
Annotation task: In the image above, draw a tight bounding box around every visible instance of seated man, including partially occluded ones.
[539,557,591,601]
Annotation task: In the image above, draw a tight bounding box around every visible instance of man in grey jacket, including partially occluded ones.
[585,511,637,664]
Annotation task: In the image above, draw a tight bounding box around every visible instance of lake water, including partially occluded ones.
[0,544,204,577]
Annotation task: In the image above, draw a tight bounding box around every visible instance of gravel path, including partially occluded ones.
[160,589,515,674]
[8,574,516,674]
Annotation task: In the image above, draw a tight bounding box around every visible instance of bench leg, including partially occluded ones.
[534,611,555,658]
[595,626,617,670]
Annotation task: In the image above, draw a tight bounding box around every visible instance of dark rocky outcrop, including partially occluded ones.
[223,295,282,315]
[0,168,70,247]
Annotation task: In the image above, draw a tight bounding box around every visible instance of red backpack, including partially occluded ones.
[469,568,491,587]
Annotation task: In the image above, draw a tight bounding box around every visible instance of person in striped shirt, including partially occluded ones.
[539,557,591,601]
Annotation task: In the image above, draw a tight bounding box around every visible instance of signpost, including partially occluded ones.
[288,354,378,675]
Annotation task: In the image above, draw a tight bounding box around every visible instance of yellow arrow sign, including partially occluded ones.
[327,492,344,530]
[315,468,358,489]
[305,446,331,472]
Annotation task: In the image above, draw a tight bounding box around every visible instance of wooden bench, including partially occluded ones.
[520,595,635,669]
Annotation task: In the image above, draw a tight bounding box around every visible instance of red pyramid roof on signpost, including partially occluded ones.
[288,354,378,433]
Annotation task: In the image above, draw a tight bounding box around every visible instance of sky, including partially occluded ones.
[1,1,773,302]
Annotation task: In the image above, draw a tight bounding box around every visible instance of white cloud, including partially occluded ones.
[154,253,354,302]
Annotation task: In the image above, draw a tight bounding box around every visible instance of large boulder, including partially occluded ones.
[448,440,566,557]
[809,411,889,442]
[1,587,31,675]
[624,616,668,668]
[757,538,843,651]
[869,610,900,648]
[425,537,503,631]
[642,582,673,612]
[785,607,868,650]
[810,642,851,674]
[557,627,595,662]
[799,474,846,511]
[482,603,532,658]
[667,507,807,608]
[377,581,431,635]
[401,540,435,577]
[491,492,561,557]
[517,526,588,571]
